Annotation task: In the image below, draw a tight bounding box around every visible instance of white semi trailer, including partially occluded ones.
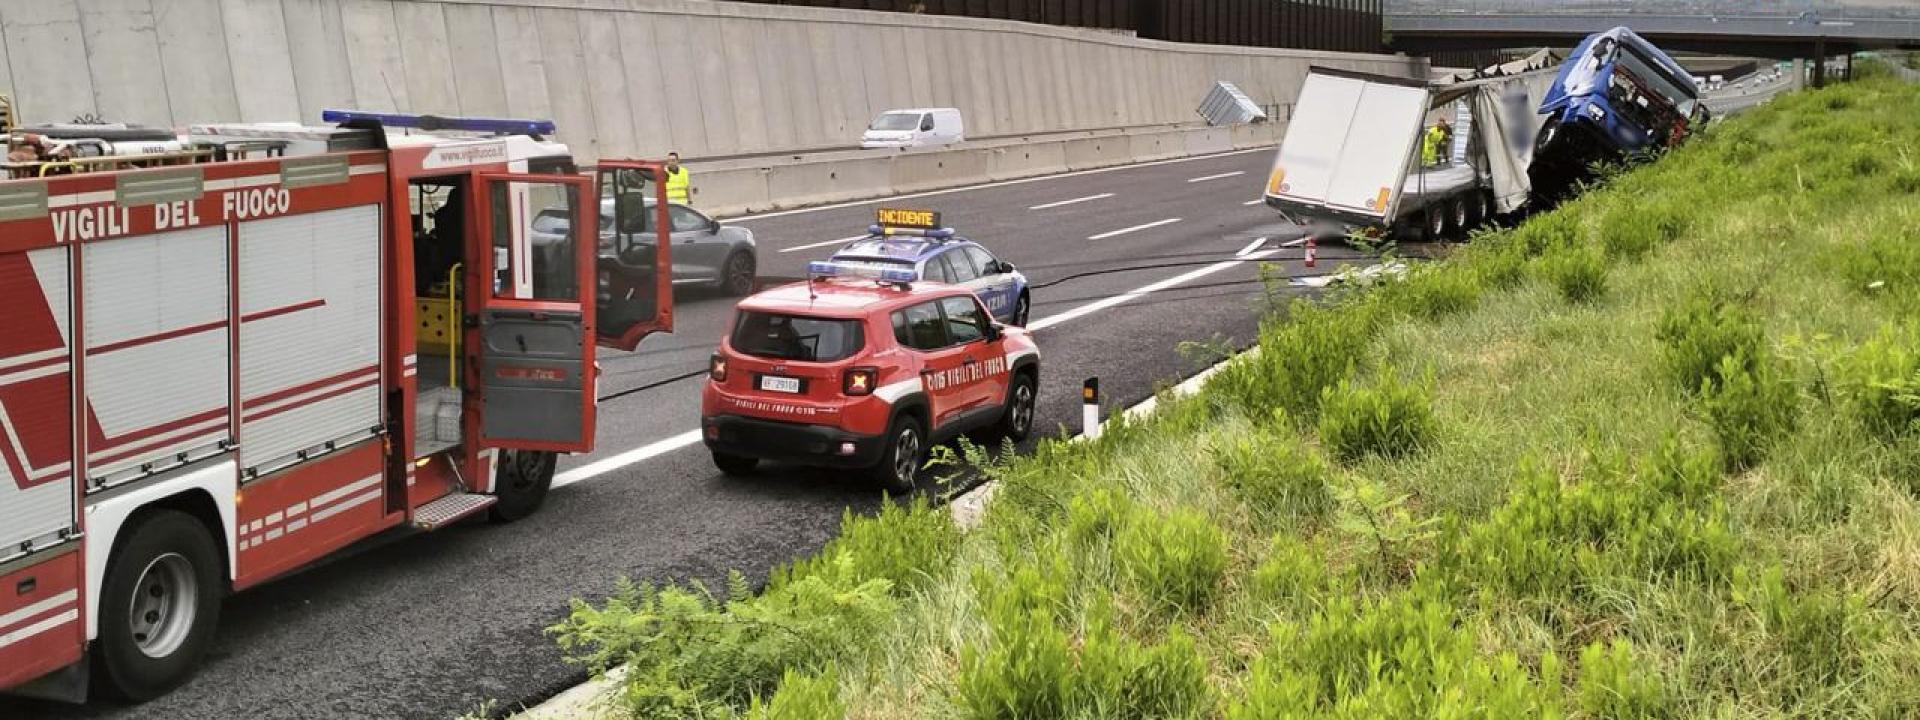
[1262,66,1558,243]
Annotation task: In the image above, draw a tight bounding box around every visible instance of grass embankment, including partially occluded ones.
[550,76,1920,719]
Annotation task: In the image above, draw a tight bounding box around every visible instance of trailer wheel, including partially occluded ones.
[1464,192,1487,231]
[1424,205,1447,243]
[1448,198,1470,240]
[95,509,223,701]
[489,449,555,522]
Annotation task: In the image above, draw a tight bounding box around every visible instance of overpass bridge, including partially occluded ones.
[1388,7,1919,85]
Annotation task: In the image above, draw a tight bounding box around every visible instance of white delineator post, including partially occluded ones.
[1082,377,1102,440]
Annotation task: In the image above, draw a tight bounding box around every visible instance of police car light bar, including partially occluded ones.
[808,261,917,285]
[866,224,955,239]
[321,110,557,136]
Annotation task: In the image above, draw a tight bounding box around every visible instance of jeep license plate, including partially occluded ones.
[759,375,801,394]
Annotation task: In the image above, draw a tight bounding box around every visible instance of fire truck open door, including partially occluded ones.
[593,160,673,351]
[468,173,597,452]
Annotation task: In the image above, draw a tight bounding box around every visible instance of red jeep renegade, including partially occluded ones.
[701,262,1041,489]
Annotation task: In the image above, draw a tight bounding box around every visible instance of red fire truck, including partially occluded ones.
[0,111,674,702]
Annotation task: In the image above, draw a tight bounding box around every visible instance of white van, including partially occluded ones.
[860,108,964,149]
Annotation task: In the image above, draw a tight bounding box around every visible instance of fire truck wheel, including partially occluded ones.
[489,450,556,523]
[95,509,224,702]
[991,372,1037,442]
[871,414,926,494]
[712,451,759,476]
[722,252,757,297]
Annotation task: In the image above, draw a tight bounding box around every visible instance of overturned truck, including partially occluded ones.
[1529,26,1706,204]
[1263,66,1558,242]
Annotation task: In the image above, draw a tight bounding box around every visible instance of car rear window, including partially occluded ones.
[730,311,865,362]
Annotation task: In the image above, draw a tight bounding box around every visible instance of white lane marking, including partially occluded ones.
[1187,170,1245,183]
[1027,249,1279,332]
[1279,237,1308,248]
[1028,193,1114,210]
[1088,217,1180,240]
[722,148,1270,224]
[552,429,705,488]
[1236,237,1268,257]
[779,234,868,253]
[553,250,1275,488]
[1243,199,1265,206]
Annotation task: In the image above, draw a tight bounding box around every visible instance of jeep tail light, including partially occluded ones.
[709,353,728,382]
[843,367,878,396]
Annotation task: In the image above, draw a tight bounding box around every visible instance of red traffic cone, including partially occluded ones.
[1304,236,1317,268]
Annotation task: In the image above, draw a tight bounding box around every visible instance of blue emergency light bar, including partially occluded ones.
[321,110,557,136]
[808,260,917,285]
[867,224,956,239]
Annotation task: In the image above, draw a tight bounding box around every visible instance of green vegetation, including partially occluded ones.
[554,77,1920,718]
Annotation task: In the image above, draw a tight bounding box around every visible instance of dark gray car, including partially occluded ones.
[532,199,758,295]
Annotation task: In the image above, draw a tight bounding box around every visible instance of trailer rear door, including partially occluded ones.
[1267,71,1429,221]
[469,174,597,453]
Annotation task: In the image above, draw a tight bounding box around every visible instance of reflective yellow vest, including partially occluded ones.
[1421,125,1445,166]
[665,166,690,203]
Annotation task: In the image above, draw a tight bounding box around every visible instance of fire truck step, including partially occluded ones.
[412,492,498,530]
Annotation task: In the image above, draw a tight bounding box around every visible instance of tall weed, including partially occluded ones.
[1211,300,1375,422]
[1536,242,1610,303]
[1229,590,1562,718]
[772,496,959,593]
[1114,508,1229,618]
[1699,350,1799,473]
[1839,325,1920,439]
[956,566,1073,719]
[1732,565,1888,707]
[746,670,845,720]
[550,563,896,718]
[1211,422,1334,528]
[1576,640,1673,719]
[1317,368,1436,462]
[1656,291,1765,395]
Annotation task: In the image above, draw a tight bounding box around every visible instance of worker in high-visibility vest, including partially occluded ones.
[664,151,692,204]
[1420,119,1450,166]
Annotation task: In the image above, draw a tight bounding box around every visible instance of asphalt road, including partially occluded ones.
[5,148,1392,720]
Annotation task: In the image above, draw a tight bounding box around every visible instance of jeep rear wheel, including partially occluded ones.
[712,451,759,476]
[871,415,926,494]
[993,373,1037,442]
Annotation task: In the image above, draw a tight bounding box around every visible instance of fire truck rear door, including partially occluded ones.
[593,160,674,351]
[470,173,597,453]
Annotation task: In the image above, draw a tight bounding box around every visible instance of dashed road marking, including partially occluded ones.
[1236,237,1268,257]
[1027,249,1279,332]
[778,234,867,253]
[1187,170,1245,183]
[1028,193,1114,210]
[1088,217,1180,240]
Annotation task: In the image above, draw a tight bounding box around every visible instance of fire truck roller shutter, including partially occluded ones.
[82,226,232,488]
[0,246,78,564]
[237,205,382,477]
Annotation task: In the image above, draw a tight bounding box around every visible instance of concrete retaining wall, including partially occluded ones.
[0,0,1424,161]
[686,120,1287,217]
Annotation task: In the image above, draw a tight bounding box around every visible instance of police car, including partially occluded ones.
[701,260,1041,490]
[826,209,1031,326]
